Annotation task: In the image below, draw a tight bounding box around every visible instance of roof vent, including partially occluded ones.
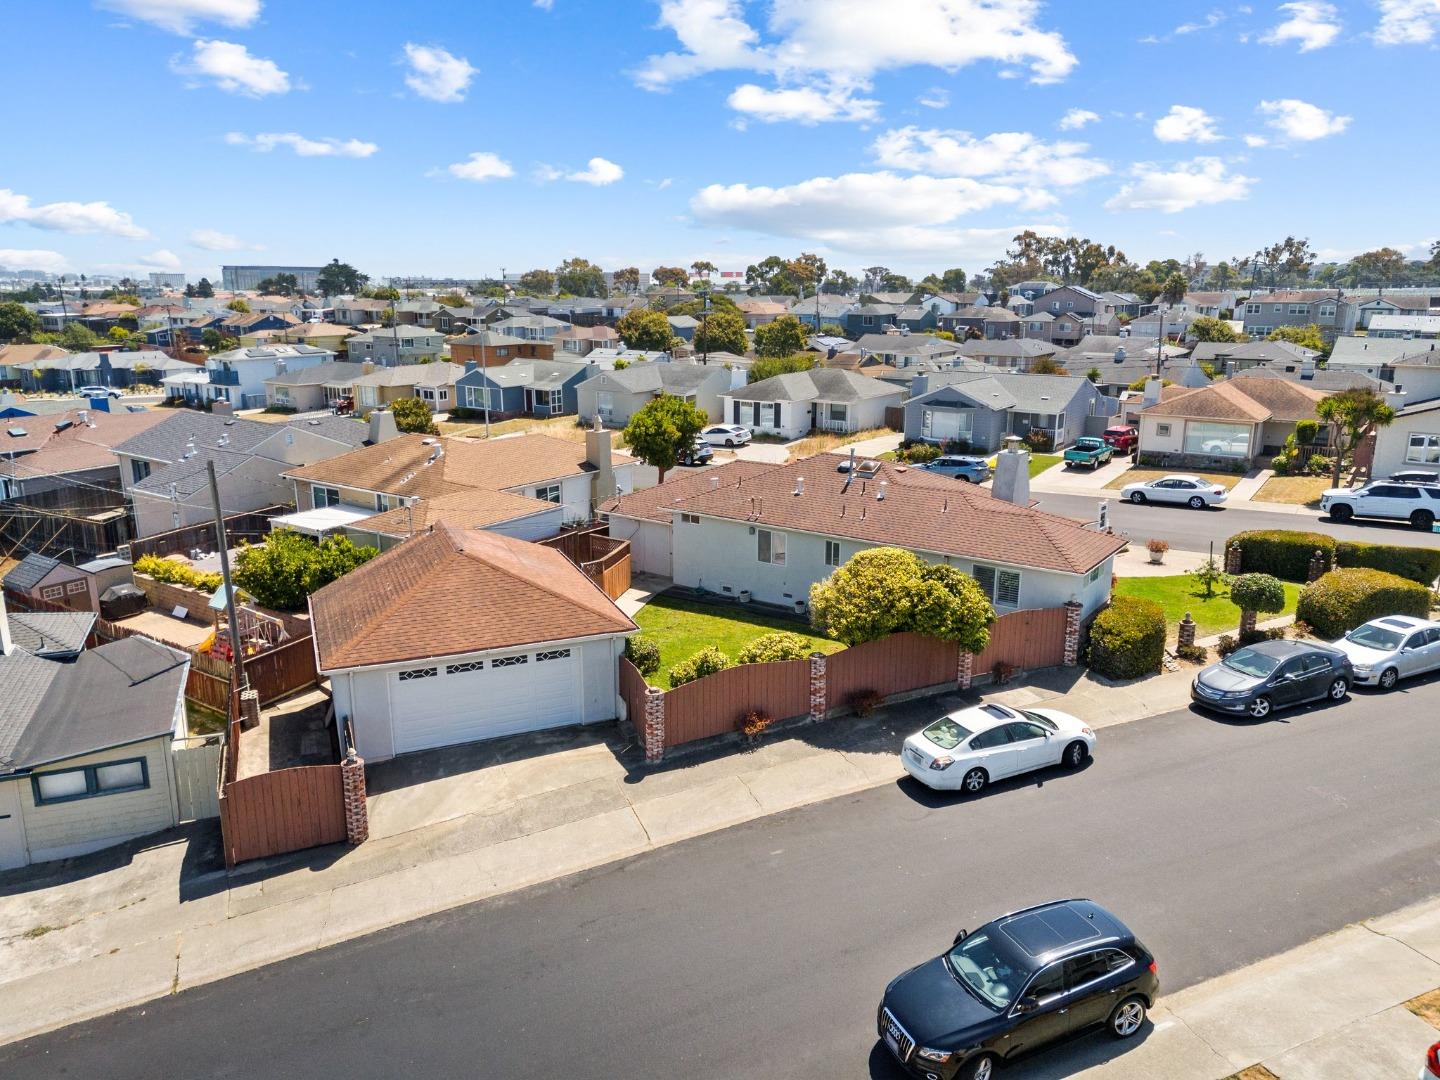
[6,426,27,438]
[183,437,196,458]
[854,458,882,479]
[877,480,887,501]
[54,419,74,433]
[710,474,720,490]
[793,476,805,496]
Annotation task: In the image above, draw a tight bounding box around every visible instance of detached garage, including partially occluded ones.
[310,523,636,762]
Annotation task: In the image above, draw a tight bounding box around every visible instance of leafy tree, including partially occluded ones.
[879,271,912,292]
[1161,271,1188,305]
[925,268,969,293]
[234,530,378,612]
[365,286,401,302]
[860,266,891,293]
[1086,367,1102,383]
[612,266,640,293]
[693,307,747,357]
[1190,315,1244,343]
[1258,236,1314,286]
[0,301,40,341]
[226,298,251,313]
[616,308,674,351]
[611,358,629,370]
[809,547,993,649]
[819,322,846,337]
[1267,324,1328,356]
[1230,573,1286,635]
[316,259,369,296]
[690,259,717,279]
[436,292,468,307]
[909,563,994,653]
[389,396,439,434]
[201,329,239,352]
[743,255,799,295]
[55,323,101,351]
[748,352,816,383]
[107,327,146,350]
[753,314,808,358]
[1189,554,1227,599]
[194,277,215,298]
[518,269,555,295]
[622,394,707,482]
[1316,387,1396,486]
[652,265,689,288]
[256,273,299,296]
[822,269,858,295]
[1029,356,1068,375]
[668,292,738,317]
[787,252,827,297]
[556,257,606,297]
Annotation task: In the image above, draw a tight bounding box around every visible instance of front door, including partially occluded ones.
[0,782,28,870]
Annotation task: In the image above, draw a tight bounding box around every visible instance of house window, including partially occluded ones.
[1318,304,1336,319]
[536,649,571,662]
[446,660,484,674]
[863,315,874,326]
[1407,433,1440,464]
[825,540,841,567]
[398,667,438,680]
[41,584,64,600]
[680,513,700,524]
[1183,421,1251,457]
[1288,304,1308,316]
[535,484,562,504]
[130,459,151,484]
[1156,423,1172,437]
[66,580,87,595]
[313,486,340,508]
[1245,303,1261,315]
[1086,565,1102,584]
[758,529,787,565]
[492,654,528,668]
[827,403,847,422]
[32,757,150,805]
[971,564,1021,607]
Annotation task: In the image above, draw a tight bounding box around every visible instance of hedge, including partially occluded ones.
[1295,568,1433,640]
[736,632,812,665]
[1085,596,1167,680]
[623,636,660,676]
[1335,541,1440,586]
[133,554,223,593]
[668,646,731,687]
[1228,530,1336,582]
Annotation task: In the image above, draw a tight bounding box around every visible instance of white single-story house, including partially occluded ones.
[721,369,905,440]
[1138,375,1327,468]
[576,362,732,426]
[1370,397,1440,480]
[310,525,637,762]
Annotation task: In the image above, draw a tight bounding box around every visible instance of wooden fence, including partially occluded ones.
[619,655,650,726]
[218,765,347,867]
[173,738,222,821]
[663,658,812,747]
[971,605,1069,676]
[127,506,286,561]
[825,632,958,712]
[541,526,632,600]
[243,635,320,705]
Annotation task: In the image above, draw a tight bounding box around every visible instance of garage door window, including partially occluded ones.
[536,649,571,661]
[398,667,437,681]
[446,660,484,674]
[492,654,528,668]
[32,757,150,805]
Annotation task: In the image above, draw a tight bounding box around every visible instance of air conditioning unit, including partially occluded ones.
[116,543,132,562]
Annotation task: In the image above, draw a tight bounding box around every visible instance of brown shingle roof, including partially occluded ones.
[355,488,556,537]
[600,460,775,523]
[1141,380,1271,422]
[0,408,170,477]
[310,525,635,670]
[1222,376,1325,422]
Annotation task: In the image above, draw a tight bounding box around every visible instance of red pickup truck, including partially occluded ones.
[1102,426,1139,452]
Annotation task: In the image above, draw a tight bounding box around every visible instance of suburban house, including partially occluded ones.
[1009,281,1058,301]
[20,350,193,393]
[842,305,898,337]
[1368,314,1440,339]
[721,369,906,439]
[667,314,698,341]
[0,598,191,871]
[980,307,1021,339]
[243,322,358,354]
[3,554,93,610]
[736,299,789,328]
[1129,308,1197,339]
[850,332,964,367]
[113,411,374,537]
[1370,397,1440,481]
[1179,291,1240,317]
[903,371,1117,451]
[553,324,620,357]
[449,328,556,364]
[1137,375,1327,468]
[1354,295,1433,329]
[454,357,597,419]
[309,525,636,762]
[575,362,732,426]
[165,344,335,410]
[1024,311,1120,347]
[1238,291,1355,339]
[394,299,441,327]
[907,290,987,315]
[331,297,391,326]
[263,361,372,411]
[789,296,855,329]
[957,338,1060,371]
[1188,339,1319,374]
[214,310,301,339]
[1029,285,1116,319]
[622,452,1123,619]
[488,314,571,342]
[1389,351,1440,403]
[0,406,168,500]
[1327,336,1434,377]
[434,304,488,335]
[0,344,70,386]
[351,362,464,413]
[346,328,447,366]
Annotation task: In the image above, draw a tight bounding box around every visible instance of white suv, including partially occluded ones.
[1320,482,1440,530]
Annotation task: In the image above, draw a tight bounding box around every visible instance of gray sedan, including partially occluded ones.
[1191,639,1352,719]
[917,455,992,483]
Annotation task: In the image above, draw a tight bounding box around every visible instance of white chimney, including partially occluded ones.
[0,592,13,657]
[877,480,887,501]
[367,410,399,444]
[1142,375,1163,408]
[991,435,1032,506]
[585,422,616,502]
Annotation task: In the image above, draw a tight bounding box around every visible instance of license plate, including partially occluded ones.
[884,1033,900,1057]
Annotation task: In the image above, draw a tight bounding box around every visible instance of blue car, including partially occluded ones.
[918,454,992,484]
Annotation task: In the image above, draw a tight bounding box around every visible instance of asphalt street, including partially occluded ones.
[5,678,1440,1080]
[1031,490,1440,554]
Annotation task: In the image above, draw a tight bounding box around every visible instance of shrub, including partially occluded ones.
[1228,530,1336,582]
[1306,453,1331,476]
[1146,538,1170,555]
[1230,573,1287,616]
[263,404,297,414]
[1335,541,1440,586]
[233,530,378,611]
[847,689,884,717]
[736,631,812,665]
[1085,596,1166,680]
[624,636,660,676]
[1023,428,1054,453]
[1270,453,1292,476]
[1295,568,1433,639]
[1216,634,1239,657]
[667,646,731,687]
[1239,627,1286,646]
[736,709,773,741]
[448,406,477,420]
[1175,643,1208,663]
[134,554,223,592]
[897,442,941,465]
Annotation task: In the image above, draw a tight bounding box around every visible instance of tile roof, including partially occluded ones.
[731,367,907,404]
[310,524,635,670]
[600,460,775,523]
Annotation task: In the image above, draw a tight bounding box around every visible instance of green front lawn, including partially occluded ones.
[985,453,1063,478]
[1114,575,1302,638]
[632,593,845,688]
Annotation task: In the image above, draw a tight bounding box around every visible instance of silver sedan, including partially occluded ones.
[1120,474,1229,509]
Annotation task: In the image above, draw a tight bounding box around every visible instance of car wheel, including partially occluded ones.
[1188,495,1206,509]
[1108,996,1147,1039]
[961,767,988,795]
[1247,695,1272,719]
[1410,510,1435,530]
[1330,504,1353,522]
[725,439,735,447]
[1327,677,1349,701]
[1129,491,1147,504]
[1064,740,1089,768]
[960,1053,997,1080]
[1379,667,1399,691]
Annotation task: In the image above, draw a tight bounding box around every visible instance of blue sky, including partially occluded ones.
[3,0,1436,283]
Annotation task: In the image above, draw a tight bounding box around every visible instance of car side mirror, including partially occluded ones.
[953,929,968,945]
[1014,996,1039,1015]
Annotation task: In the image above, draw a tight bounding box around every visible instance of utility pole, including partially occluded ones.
[207,459,246,694]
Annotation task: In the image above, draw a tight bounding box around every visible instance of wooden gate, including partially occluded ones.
[825,632,958,712]
[971,607,1069,674]
[173,740,222,821]
[218,765,346,867]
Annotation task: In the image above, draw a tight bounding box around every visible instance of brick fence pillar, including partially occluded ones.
[239,688,260,731]
[1177,613,1197,650]
[1308,549,1329,582]
[1062,600,1084,666]
[341,750,369,845]
[808,652,827,722]
[957,649,974,691]
[643,687,665,764]
[1224,543,1242,575]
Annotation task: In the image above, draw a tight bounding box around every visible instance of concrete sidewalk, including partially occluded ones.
[0,665,1193,1047]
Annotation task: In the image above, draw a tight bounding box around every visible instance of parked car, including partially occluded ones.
[699,424,752,448]
[1191,639,1352,719]
[1329,616,1440,691]
[1101,426,1138,452]
[1063,437,1114,470]
[878,898,1158,1080]
[1120,474,1228,509]
[676,439,714,467]
[918,455,992,484]
[900,702,1095,794]
[1322,482,1440,530]
[1422,1038,1440,1079]
[1388,470,1440,486]
[75,385,123,399]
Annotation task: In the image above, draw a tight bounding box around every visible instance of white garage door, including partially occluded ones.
[389,647,582,755]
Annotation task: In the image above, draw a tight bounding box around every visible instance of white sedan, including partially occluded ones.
[1120,474,1228,509]
[901,702,1096,794]
[699,424,752,447]
[1329,615,1440,690]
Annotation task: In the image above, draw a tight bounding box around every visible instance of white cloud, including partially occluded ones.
[654,177,674,190]
[0,188,147,238]
[447,152,515,182]
[536,157,624,185]
[1260,1,1341,50]
[1374,0,1440,44]
[534,0,554,7]
[0,249,71,274]
[871,126,1109,188]
[1243,133,1269,147]
[1153,105,1222,143]
[175,39,291,96]
[918,87,950,109]
[402,43,476,103]
[97,0,260,34]
[1105,157,1255,212]
[1258,98,1350,140]
[138,249,183,270]
[224,131,378,157]
[1058,108,1099,130]
[188,228,262,250]
[727,82,879,123]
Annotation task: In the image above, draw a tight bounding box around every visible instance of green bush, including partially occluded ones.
[736,631,812,664]
[133,554,223,592]
[1306,453,1331,475]
[897,442,941,464]
[1270,453,1292,476]
[1229,573,1287,616]
[1216,634,1239,658]
[263,404,297,414]
[667,646,732,687]
[1295,568,1433,639]
[1335,541,1440,586]
[1023,428,1054,453]
[1229,530,1336,582]
[624,636,660,676]
[233,530,378,611]
[1085,596,1166,680]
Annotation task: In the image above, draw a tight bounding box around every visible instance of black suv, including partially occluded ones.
[877,899,1158,1080]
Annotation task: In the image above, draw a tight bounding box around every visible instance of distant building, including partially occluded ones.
[147,272,185,289]
[221,265,325,292]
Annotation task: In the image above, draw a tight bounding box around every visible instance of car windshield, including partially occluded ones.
[922,716,973,750]
[1346,625,1405,650]
[1020,710,1057,731]
[947,931,1030,1010]
[1221,647,1280,677]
